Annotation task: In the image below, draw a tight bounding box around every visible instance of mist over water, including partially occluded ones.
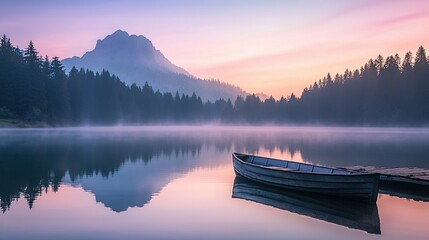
[1,126,429,239]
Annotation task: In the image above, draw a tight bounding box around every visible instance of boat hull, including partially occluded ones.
[232,153,379,203]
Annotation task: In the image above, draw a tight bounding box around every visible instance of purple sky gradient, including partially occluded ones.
[1,0,428,97]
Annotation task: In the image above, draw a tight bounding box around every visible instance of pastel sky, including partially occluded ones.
[1,0,429,98]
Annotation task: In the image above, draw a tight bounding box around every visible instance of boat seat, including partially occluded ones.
[267,166,296,171]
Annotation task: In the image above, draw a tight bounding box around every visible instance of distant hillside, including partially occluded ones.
[62,30,246,101]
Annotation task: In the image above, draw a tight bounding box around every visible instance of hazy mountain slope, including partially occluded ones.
[62,30,246,101]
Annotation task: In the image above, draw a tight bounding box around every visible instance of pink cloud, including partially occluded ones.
[372,11,428,29]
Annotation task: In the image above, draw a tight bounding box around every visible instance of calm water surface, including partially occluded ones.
[1,126,429,240]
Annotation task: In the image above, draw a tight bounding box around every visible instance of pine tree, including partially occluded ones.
[0,35,17,116]
[24,41,40,66]
[402,52,413,75]
[47,56,69,123]
[414,46,429,120]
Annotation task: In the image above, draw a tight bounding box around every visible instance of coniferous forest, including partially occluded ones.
[1,35,429,126]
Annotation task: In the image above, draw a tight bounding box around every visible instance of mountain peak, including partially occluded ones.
[104,29,151,44]
[87,30,189,77]
[62,30,247,101]
[95,29,151,50]
[112,29,129,37]
[95,29,129,46]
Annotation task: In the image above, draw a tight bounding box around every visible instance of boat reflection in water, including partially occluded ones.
[232,176,381,235]
[379,182,429,202]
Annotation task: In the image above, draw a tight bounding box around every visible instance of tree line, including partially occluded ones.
[0,35,210,125]
[231,46,429,125]
[295,47,429,124]
[1,35,428,125]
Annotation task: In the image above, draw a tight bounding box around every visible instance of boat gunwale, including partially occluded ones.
[232,152,376,177]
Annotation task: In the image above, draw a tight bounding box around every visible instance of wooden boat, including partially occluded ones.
[232,176,381,234]
[232,153,379,203]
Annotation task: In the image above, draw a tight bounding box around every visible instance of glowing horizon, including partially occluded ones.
[1,0,428,98]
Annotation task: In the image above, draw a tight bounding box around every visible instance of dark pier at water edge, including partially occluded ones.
[343,166,429,202]
[344,166,429,186]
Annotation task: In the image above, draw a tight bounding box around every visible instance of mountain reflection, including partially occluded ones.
[1,127,429,213]
[0,129,215,212]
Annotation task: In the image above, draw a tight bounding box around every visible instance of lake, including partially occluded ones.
[1,126,429,240]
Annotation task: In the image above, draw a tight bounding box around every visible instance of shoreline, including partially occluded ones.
[1,118,429,129]
[0,119,50,128]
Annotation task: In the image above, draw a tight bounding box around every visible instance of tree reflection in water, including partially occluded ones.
[1,127,429,213]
